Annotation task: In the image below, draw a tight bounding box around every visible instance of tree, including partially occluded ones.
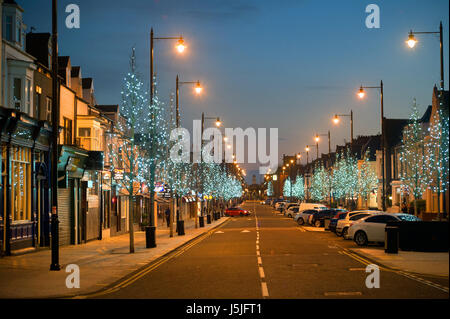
[109,48,148,253]
[267,181,274,197]
[425,106,449,219]
[292,174,305,200]
[283,177,292,198]
[358,149,378,209]
[332,149,358,208]
[311,164,328,202]
[399,99,428,215]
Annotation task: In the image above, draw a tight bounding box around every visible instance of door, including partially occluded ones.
[80,181,88,243]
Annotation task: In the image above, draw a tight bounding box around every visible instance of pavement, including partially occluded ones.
[351,248,449,277]
[87,202,448,298]
[0,216,229,298]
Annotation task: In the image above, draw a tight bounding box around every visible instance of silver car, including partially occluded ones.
[294,209,318,225]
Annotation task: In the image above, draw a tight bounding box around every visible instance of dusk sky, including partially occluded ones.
[22,0,448,183]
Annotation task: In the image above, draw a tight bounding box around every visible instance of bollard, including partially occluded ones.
[385,225,399,254]
[199,216,205,228]
[177,220,185,236]
[207,214,212,224]
[145,226,157,248]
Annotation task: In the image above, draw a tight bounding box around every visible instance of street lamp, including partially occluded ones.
[147,28,186,248]
[315,131,331,160]
[176,75,202,127]
[406,21,444,90]
[357,81,386,211]
[332,110,354,145]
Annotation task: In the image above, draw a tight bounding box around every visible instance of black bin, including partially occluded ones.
[385,225,399,254]
[177,220,185,236]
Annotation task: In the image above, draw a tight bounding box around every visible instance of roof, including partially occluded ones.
[25,32,51,68]
[96,105,119,113]
[71,66,81,78]
[384,119,409,149]
[82,78,93,89]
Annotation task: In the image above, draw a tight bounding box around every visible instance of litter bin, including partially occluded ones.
[199,216,205,228]
[324,218,331,231]
[207,214,212,224]
[177,220,185,236]
[385,225,399,254]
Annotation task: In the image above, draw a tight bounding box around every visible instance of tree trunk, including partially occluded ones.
[414,198,418,217]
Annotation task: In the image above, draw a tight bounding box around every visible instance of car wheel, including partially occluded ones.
[354,231,368,246]
[297,218,304,225]
[288,214,292,218]
[314,220,321,228]
[342,227,348,239]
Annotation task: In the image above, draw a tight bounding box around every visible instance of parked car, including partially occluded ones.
[285,206,300,218]
[335,210,383,237]
[298,203,328,212]
[348,213,422,246]
[329,211,348,233]
[275,201,288,212]
[293,209,318,225]
[272,199,284,208]
[309,209,342,227]
[336,211,380,238]
[264,199,272,205]
[225,207,251,217]
[282,203,299,215]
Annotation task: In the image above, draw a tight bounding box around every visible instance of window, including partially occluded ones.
[11,147,31,222]
[350,213,370,221]
[78,128,91,137]
[5,16,13,41]
[13,78,22,110]
[365,215,398,223]
[63,118,73,145]
[16,20,21,43]
[46,97,52,122]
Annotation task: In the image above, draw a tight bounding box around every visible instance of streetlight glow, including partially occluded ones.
[305,146,310,152]
[195,81,203,94]
[406,31,417,48]
[176,38,186,53]
[315,135,320,143]
[215,117,222,127]
[333,115,340,124]
[297,153,301,159]
[357,86,365,99]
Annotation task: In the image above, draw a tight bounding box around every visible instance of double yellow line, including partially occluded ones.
[73,219,230,299]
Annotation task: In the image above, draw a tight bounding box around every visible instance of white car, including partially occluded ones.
[298,203,328,211]
[294,209,318,225]
[285,206,300,218]
[336,210,383,238]
[274,201,286,211]
[282,203,299,215]
[348,213,421,246]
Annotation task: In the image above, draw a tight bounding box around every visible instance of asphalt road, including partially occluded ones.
[92,202,449,299]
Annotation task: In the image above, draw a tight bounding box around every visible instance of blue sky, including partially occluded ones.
[22,0,449,183]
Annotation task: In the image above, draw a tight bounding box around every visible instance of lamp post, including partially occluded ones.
[357,81,386,211]
[175,75,202,127]
[314,131,331,156]
[333,110,354,146]
[305,146,310,201]
[406,21,444,90]
[50,0,60,271]
[147,28,185,248]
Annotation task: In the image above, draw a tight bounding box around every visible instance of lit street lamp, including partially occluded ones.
[406,21,444,90]
[332,110,353,145]
[357,81,386,211]
[314,131,331,158]
[176,75,202,127]
[147,28,186,248]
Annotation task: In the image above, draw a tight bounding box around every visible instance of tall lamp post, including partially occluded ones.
[173,76,202,235]
[406,21,444,90]
[406,22,446,216]
[305,146,310,201]
[314,131,331,156]
[333,110,354,146]
[50,0,60,271]
[146,28,185,248]
[357,81,386,211]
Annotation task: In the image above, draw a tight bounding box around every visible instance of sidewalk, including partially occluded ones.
[351,247,449,277]
[0,217,229,298]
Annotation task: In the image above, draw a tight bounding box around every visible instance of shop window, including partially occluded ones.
[11,147,31,222]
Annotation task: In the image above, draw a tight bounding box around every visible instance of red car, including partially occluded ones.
[224,207,251,217]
